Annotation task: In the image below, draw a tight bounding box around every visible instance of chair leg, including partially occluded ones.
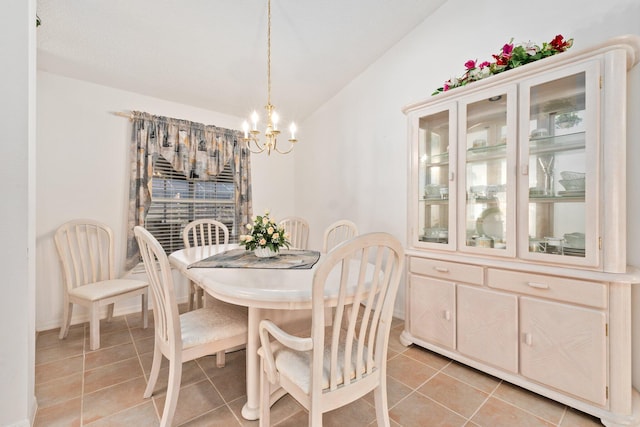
[196,287,204,309]
[215,350,226,368]
[309,406,322,427]
[160,358,182,427]
[106,303,115,322]
[188,281,195,311]
[259,359,270,427]
[373,381,391,427]
[89,303,101,351]
[59,302,73,339]
[141,292,148,329]
[144,345,162,398]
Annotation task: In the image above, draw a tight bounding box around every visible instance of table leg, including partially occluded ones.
[241,306,262,420]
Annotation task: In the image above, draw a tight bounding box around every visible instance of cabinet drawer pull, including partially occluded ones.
[524,332,533,346]
[444,310,451,321]
[527,281,550,290]
[434,267,450,273]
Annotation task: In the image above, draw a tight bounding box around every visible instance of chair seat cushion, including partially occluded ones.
[68,279,147,301]
[180,305,247,349]
[272,328,370,393]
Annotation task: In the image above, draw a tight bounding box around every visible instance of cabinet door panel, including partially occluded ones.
[458,86,517,257]
[518,60,600,269]
[457,285,518,372]
[520,297,607,406]
[409,275,456,348]
[411,102,458,250]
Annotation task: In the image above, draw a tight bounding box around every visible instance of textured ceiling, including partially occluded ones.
[36,0,446,122]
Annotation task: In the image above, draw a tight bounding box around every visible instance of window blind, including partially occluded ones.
[144,155,237,254]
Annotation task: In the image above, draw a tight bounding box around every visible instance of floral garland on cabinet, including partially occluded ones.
[432,35,574,95]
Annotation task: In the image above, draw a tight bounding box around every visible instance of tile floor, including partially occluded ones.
[34,307,604,426]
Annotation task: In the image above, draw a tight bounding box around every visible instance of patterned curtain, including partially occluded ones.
[125,111,253,269]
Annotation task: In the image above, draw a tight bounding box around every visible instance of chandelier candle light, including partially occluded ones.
[242,0,298,155]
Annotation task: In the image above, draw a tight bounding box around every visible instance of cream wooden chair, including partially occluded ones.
[182,218,245,367]
[278,216,310,250]
[322,219,359,253]
[258,232,404,426]
[182,219,229,310]
[134,226,247,427]
[54,219,148,351]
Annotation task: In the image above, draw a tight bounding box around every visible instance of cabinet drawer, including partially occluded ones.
[487,269,607,309]
[410,257,483,285]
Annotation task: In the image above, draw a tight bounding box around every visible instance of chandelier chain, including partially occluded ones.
[267,0,272,105]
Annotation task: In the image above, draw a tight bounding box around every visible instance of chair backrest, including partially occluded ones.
[135,226,182,354]
[311,232,404,394]
[182,219,229,248]
[54,219,115,291]
[279,216,310,250]
[322,219,359,253]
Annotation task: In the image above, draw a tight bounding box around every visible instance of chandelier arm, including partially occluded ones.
[273,141,297,155]
[245,138,268,154]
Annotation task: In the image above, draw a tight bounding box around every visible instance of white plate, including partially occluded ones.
[476,207,504,240]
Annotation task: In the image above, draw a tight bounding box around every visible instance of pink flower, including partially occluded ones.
[465,59,477,69]
[479,61,491,69]
[502,43,514,56]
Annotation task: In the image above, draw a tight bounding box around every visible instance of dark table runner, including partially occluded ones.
[188,248,321,270]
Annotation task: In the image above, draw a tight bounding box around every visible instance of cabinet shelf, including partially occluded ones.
[529,131,585,155]
[528,194,585,203]
[420,197,449,204]
[424,152,449,167]
[465,143,507,163]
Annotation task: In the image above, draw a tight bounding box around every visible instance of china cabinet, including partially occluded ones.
[401,36,640,426]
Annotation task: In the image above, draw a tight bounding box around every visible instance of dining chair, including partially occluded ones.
[182,219,229,310]
[134,225,248,427]
[278,216,310,249]
[322,219,359,253]
[258,232,404,426]
[182,218,245,367]
[54,219,148,351]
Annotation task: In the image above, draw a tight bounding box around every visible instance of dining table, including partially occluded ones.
[169,243,347,420]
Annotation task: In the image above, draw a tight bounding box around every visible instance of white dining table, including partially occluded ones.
[169,244,345,420]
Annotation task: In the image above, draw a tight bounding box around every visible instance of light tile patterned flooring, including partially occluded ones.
[34,306,604,426]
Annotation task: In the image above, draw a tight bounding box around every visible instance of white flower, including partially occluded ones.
[245,235,253,242]
[272,232,279,240]
[262,217,269,225]
[524,41,538,56]
[246,223,253,230]
[267,226,274,235]
[264,209,270,215]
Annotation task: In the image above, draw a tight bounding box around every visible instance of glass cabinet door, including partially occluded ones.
[459,87,517,256]
[413,103,457,249]
[519,61,599,267]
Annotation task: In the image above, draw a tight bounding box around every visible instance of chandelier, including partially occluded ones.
[242,0,298,155]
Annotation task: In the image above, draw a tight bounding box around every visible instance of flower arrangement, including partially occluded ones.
[432,35,574,95]
[239,210,290,253]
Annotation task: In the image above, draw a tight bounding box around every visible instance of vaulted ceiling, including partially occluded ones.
[36,0,446,122]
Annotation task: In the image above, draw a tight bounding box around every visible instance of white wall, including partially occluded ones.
[35,72,296,331]
[294,0,640,382]
[1,1,37,425]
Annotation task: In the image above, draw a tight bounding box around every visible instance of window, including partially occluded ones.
[144,155,237,254]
